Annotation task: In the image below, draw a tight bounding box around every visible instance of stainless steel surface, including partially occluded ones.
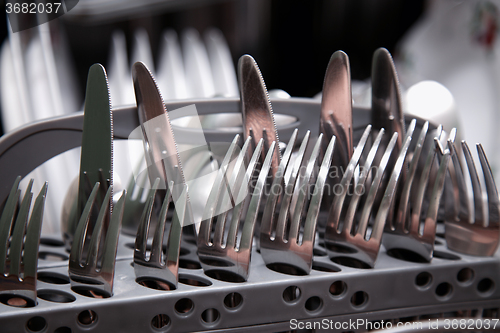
[384,121,452,261]
[320,50,353,172]
[445,139,500,256]
[238,54,281,178]
[63,64,113,247]
[324,124,412,268]
[68,183,126,297]
[0,177,47,308]
[133,178,185,290]
[198,136,273,282]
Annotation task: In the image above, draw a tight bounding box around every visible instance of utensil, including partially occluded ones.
[69,183,126,297]
[132,61,194,239]
[445,140,500,256]
[238,54,281,179]
[63,64,113,248]
[134,178,186,290]
[383,121,452,261]
[320,50,353,173]
[260,131,335,275]
[0,177,47,308]
[198,136,274,282]
[324,124,412,268]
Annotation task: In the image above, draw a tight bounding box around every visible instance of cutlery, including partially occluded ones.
[320,50,353,175]
[260,132,335,275]
[157,29,188,100]
[0,177,47,307]
[132,61,194,236]
[238,54,281,178]
[134,178,186,290]
[324,125,412,268]
[198,136,274,281]
[69,183,125,298]
[445,140,500,256]
[383,121,451,261]
[62,64,113,248]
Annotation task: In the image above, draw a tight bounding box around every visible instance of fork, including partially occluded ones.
[0,176,48,307]
[260,128,336,275]
[198,136,275,282]
[383,121,452,261]
[445,139,500,256]
[324,124,412,268]
[134,176,188,291]
[68,181,126,298]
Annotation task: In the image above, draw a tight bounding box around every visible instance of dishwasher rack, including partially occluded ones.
[0,98,498,333]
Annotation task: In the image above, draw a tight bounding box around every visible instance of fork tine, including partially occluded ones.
[343,129,384,235]
[135,178,161,261]
[447,136,470,222]
[234,140,272,251]
[199,135,240,243]
[408,132,440,235]
[394,121,428,231]
[101,189,126,274]
[70,182,100,265]
[226,139,264,248]
[356,132,399,237]
[0,176,21,275]
[275,131,310,242]
[422,140,450,238]
[327,125,372,234]
[370,133,411,242]
[462,141,485,225]
[23,183,48,280]
[212,137,252,246]
[149,182,172,265]
[289,134,322,241]
[302,136,336,243]
[8,179,34,277]
[165,184,188,278]
[86,186,113,269]
[477,144,500,227]
[260,129,298,237]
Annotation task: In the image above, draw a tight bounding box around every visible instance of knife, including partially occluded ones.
[132,61,193,228]
[320,50,353,174]
[66,63,113,244]
[371,47,405,150]
[238,54,281,178]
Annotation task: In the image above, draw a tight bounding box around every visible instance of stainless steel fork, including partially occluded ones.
[260,129,336,275]
[324,124,412,268]
[0,176,48,307]
[383,121,452,261]
[134,176,188,290]
[198,136,275,282]
[68,181,126,298]
[445,139,500,256]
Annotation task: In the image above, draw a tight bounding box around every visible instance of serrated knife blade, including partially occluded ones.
[238,54,281,177]
[132,61,193,227]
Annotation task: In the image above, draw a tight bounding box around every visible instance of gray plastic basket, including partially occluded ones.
[0,98,497,333]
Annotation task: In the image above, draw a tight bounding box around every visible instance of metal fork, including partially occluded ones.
[134,176,188,290]
[0,176,47,307]
[260,129,336,275]
[324,124,412,268]
[69,181,126,298]
[198,136,275,281]
[383,121,452,261]
[445,139,500,256]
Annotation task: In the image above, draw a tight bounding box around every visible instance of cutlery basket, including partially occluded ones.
[0,98,498,333]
